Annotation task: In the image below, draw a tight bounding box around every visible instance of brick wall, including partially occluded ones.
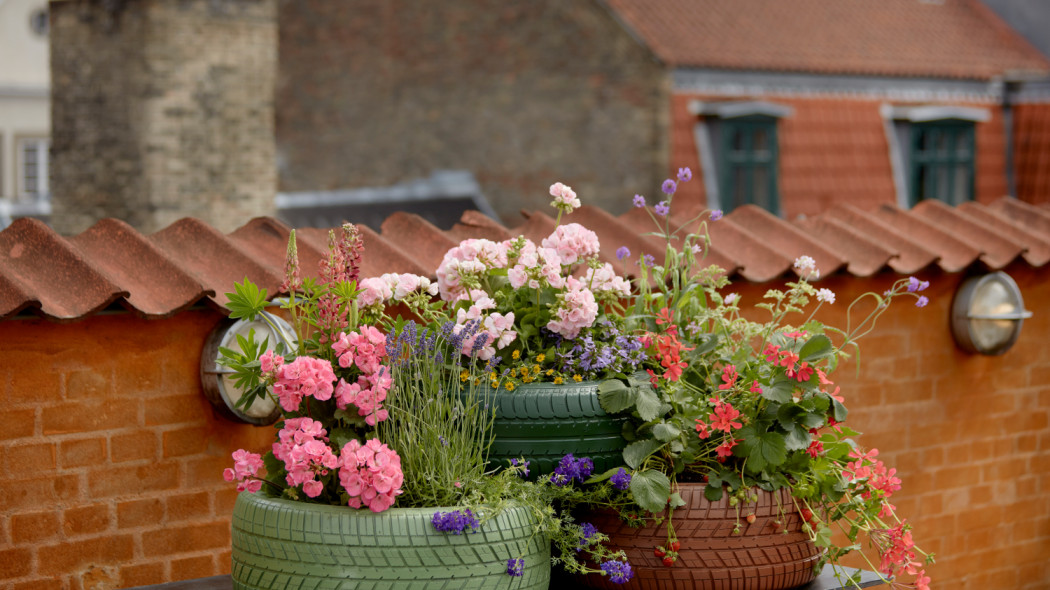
[276,0,669,223]
[49,0,278,235]
[1,267,1047,589]
[732,265,1050,589]
[0,311,272,590]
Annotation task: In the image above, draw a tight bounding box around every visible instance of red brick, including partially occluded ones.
[110,430,157,463]
[87,463,179,499]
[10,510,60,544]
[64,370,111,400]
[162,426,209,458]
[214,488,240,515]
[166,491,211,522]
[184,456,230,488]
[142,521,229,557]
[37,535,134,576]
[171,554,215,581]
[0,547,33,579]
[0,476,81,512]
[4,442,56,476]
[76,565,118,590]
[145,395,208,426]
[116,498,163,529]
[42,401,137,435]
[59,437,107,469]
[12,578,66,590]
[0,409,36,440]
[62,504,111,536]
[5,358,61,406]
[119,562,164,588]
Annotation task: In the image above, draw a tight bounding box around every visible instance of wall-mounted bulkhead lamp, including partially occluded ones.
[200,312,295,425]
[951,272,1031,355]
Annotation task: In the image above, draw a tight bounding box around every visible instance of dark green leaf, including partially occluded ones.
[784,423,811,451]
[225,278,269,321]
[598,379,637,414]
[704,483,724,502]
[831,397,848,422]
[634,385,665,422]
[734,426,787,473]
[653,422,681,442]
[762,376,795,404]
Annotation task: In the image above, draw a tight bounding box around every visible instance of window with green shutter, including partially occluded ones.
[908,120,975,207]
[717,116,781,215]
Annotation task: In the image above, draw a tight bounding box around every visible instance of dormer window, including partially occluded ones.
[883,105,989,208]
[690,101,792,215]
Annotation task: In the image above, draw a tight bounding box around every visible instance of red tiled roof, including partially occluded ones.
[2,198,1049,322]
[603,0,1050,80]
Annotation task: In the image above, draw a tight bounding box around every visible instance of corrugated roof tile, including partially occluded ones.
[2,198,1049,322]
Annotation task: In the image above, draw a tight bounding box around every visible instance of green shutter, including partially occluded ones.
[718,116,781,215]
[908,120,975,207]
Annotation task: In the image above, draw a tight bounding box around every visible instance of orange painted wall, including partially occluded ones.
[1,266,1048,589]
[0,311,273,590]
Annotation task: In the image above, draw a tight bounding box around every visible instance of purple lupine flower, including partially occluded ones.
[677,167,693,182]
[610,467,631,491]
[661,179,677,195]
[633,194,646,208]
[601,560,634,584]
[507,558,525,577]
[710,209,723,221]
[616,246,631,261]
[550,454,594,486]
[431,509,480,534]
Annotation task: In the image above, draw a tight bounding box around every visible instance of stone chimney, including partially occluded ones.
[49,0,277,234]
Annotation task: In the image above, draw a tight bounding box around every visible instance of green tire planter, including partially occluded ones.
[484,379,629,477]
[231,492,551,589]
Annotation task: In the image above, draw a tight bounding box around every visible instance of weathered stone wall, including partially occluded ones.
[276,0,670,223]
[49,0,277,235]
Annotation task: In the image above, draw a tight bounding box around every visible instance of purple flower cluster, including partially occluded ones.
[577,522,600,551]
[507,558,525,577]
[610,467,631,491]
[601,559,634,584]
[510,458,531,478]
[555,319,646,379]
[431,509,480,535]
[550,453,594,487]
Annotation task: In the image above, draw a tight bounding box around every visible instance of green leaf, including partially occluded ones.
[704,482,724,502]
[784,423,811,451]
[830,397,849,422]
[598,379,637,414]
[634,385,665,422]
[584,466,622,485]
[225,278,269,321]
[762,375,795,403]
[653,422,681,442]
[668,492,686,509]
[629,469,671,514]
[799,334,834,363]
[622,439,663,469]
[734,426,787,473]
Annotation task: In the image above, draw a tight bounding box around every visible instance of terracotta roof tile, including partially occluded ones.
[2,199,1049,322]
[603,0,1050,80]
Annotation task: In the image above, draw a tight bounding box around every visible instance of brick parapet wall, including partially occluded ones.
[276,0,669,224]
[0,267,1047,588]
[0,311,272,590]
[49,0,277,235]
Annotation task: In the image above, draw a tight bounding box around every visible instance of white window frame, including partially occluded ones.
[16,136,50,200]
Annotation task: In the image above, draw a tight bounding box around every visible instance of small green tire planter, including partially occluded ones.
[231,492,551,589]
[484,379,629,477]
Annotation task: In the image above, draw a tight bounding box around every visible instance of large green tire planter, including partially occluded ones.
[484,380,629,477]
[231,492,551,589]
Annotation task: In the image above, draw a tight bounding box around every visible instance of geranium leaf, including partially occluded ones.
[736,427,787,473]
[623,439,662,469]
[831,397,849,422]
[799,334,834,362]
[784,423,810,451]
[629,469,671,514]
[762,376,794,403]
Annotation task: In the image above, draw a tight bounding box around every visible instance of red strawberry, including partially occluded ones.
[662,556,674,567]
[669,541,681,552]
[746,513,756,524]
[800,508,813,523]
[654,547,666,557]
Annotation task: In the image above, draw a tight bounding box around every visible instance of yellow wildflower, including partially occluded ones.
[553,376,564,385]
[573,374,583,382]
[546,369,555,376]
[505,382,516,391]
[512,350,521,360]
[536,353,546,363]
[460,370,470,382]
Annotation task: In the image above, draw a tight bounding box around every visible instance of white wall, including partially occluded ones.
[0,0,50,200]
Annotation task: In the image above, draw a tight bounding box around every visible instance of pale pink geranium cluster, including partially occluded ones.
[272,417,339,498]
[223,449,264,492]
[541,223,600,265]
[338,438,404,512]
[357,273,438,308]
[265,354,337,412]
[546,277,599,339]
[549,181,581,214]
[332,326,392,425]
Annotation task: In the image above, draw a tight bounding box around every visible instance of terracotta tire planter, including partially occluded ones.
[231,492,551,589]
[484,380,629,477]
[579,483,819,590]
